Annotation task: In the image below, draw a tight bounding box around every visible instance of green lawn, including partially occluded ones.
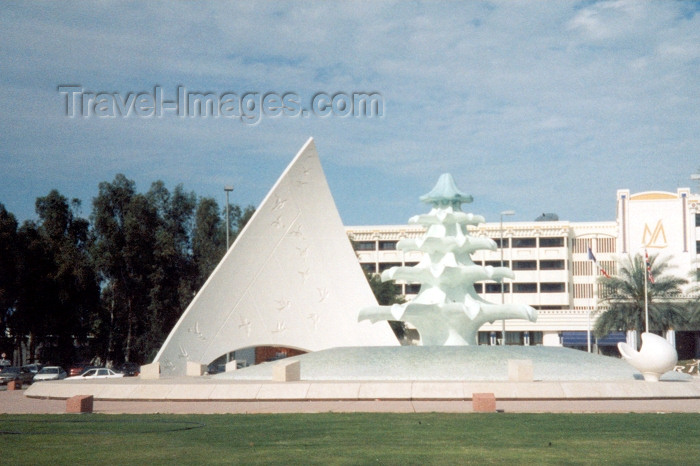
[1,413,697,464]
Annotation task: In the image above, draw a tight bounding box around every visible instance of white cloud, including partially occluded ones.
[0,1,698,225]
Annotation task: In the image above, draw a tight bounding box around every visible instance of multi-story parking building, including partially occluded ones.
[347,187,700,359]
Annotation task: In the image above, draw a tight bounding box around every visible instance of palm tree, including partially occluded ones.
[594,253,689,340]
[686,260,700,329]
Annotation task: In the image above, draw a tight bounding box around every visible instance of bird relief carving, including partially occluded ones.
[317,287,329,303]
[272,195,287,211]
[289,224,303,237]
[272,321,287,333]
[187,321,206,340]
[238,317,252,336]
[308,313,321,330]
[276,299,292,312]
[271,215,284,229]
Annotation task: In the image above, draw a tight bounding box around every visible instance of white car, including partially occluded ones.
[33,366,67,382]
[66,368,125,380]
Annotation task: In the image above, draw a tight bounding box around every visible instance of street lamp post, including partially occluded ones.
[500,210,515,345]
[224,185,234,250]
[589,242,597,354]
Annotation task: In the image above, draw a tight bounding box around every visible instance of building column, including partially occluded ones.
[665,329,676,347]
[626,329,638,350]
[542,331,562,347]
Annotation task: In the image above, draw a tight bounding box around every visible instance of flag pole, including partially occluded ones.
[644,252,649,334]
[590,261,596,354]
[586,246,599,354]
[588,246,611,353]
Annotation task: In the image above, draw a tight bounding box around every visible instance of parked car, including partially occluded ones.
[21,363,43,375]
[0,366,35,385]
[33,366,67,382]
[206,363,225,375]
[69,363,96,377]
[116,362,140,377]
[66,368,124,380]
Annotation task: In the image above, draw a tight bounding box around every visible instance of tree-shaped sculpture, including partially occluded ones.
[358,174,537,345]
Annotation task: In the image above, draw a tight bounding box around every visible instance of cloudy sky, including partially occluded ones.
[1,1,698,227]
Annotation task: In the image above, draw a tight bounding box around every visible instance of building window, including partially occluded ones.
[404,262,419,267]
[526,331,543,345]
[513,283,537,293]
[573,261,592,276]
[539,237,564,248]
[378,241,397,250]
[540,260,565,270]
[478,332,491,345]
[512,260,537,270]
[596,237,616,253]
[512,237,536,248]
[697,241,700,254]
[598,282,615,299]
[492,238,510,248]
[405,284,421,294]
[485,283,510,293]
[598,260,616,277]
[473,283,483,293]
[378,262,401,272]
[696,213,700,227]
[573,238,591,254]
[354,241,375,251]
[574,283,593,299]
[540,282,565,293]
[360,263,377,274]
[486,260,509,268]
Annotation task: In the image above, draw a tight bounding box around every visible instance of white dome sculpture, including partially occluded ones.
[358,173,537,345]
[617,332,678,382]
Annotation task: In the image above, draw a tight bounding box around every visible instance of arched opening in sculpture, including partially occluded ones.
[204,345,309,374]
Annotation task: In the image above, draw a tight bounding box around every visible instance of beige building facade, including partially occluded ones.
[347,188,700,358]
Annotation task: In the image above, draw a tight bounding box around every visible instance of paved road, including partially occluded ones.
[2,388,699,414]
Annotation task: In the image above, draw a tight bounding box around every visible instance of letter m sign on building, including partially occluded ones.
[642,220,667,249]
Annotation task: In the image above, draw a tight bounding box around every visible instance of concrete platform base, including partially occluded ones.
[3,389,699,414]
[25,377,700,403]
[21,347,700,413]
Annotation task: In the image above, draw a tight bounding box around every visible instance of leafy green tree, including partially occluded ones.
[37,191,98,364]
[137,182,197,362]
[2,178,257,366]
[192,198,254,287]
[13,221,55,363]
[7,191,98,366]
[594,253,689,339]
[226,203,255,247]
[365,271,409,343]
[92,175,256,364]
[192,197,224,287]
[0,204,19,359]
[366,272,405,306]
[92,175,158,364]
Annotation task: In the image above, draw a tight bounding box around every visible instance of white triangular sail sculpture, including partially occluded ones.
[154,138,397,375]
